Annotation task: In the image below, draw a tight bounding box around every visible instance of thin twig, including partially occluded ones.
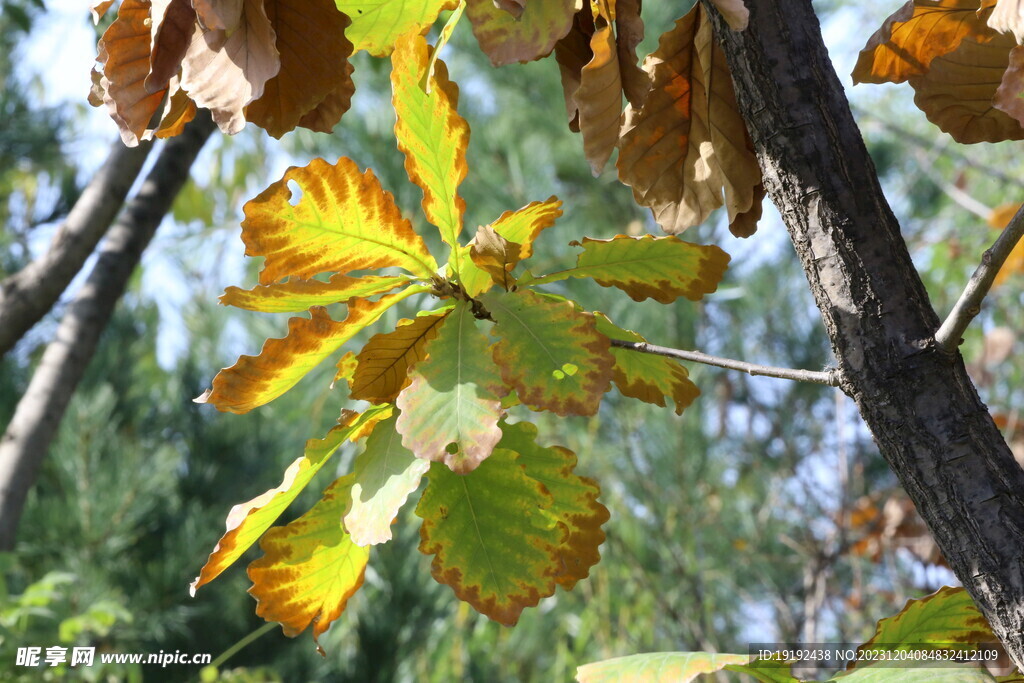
[609,338,842,387]
[935,202,1024,351]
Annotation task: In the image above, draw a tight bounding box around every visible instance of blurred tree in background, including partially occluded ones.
[4,0,1023,680]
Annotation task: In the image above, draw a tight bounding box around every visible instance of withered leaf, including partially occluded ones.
[246,0,354,138]
[180,0,280,134]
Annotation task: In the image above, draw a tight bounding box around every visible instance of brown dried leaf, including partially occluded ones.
[554,13,592,132]
[147,0,197,94]
[296,72,356,134]
[853,0,995,85]
[90,0,115,24]
[180,0,280,135]
[193,0,242,31]
[351,309,451,405]
[617,5,760,233]
[577,25,623,175]
[465,0,576,66]
[154,75,197,138]
[616,0,647,108]
[986,0,1024,41]
[246,0,354,139]
[469,225,522,290]
[995,45,1024,127]
[909,33,1024,143]
[99,0,167,146]
[729,182,765,238]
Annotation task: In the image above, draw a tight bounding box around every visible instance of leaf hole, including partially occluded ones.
[445,442,459,455]
[552,369,565,380]
[561,363,578,377]
[286,179,303,206]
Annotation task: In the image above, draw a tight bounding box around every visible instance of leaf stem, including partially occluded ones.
[609,339,841,387]
[935,202,1024,351]
[204,621,277,672]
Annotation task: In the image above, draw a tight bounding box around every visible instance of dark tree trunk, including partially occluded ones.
[706,0,1024,667]
[0,112,216,550]
[0,139,153,357]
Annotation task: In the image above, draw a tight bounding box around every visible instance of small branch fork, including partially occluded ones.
[609,338,842,387]
[935,202,1024,351]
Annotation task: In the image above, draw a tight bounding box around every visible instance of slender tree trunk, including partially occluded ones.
[0,138,154,357]
[0,112,216,550]
[706,0,1024,667]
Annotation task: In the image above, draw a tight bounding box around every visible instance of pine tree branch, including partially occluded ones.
[609,339,841,386]
[0,112,216,551]
[935,202,1024,350]
[0,138,154,357]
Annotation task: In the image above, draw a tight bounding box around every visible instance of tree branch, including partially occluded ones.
[935,202,1024,350]
[0,138,154,357]
[0,112,216,550]
[707,0,1024,667]
[609,338,840,386]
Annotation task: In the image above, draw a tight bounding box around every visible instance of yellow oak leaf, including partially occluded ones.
[391,33,469,269]
[248,476,370,645]
[241,157,437,284]
[200,290,426,413]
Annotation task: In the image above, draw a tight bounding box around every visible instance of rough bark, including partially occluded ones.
[0,112,216,550]
[0,139,154,357]
[707,0,1024,666]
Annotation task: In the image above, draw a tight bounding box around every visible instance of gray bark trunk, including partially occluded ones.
[0,112,216,550]
[0,139,154,357]
[707,0,1024,668]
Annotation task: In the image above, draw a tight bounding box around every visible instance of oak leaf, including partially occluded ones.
[154,77,198,138]
[849,586,996,672]
[577,653,750,683]
[240,157,437,284]
[526,235,730,303]
[577,25,624,175]
[995,46,1024,128]
[481,290,613,416]
[200,290,426,413]
[986,0,1024,41]
[180,0,280,135]
[615,0,647,108]
[343,414,430,545]
[457,197,562,297]
[189,406,389,594]
[147,0,196,95]
[909,33,1024,143]
[593,312,700,415]
[500,421,609,589]
[90,0,115,23]
[415,451,560,625]
[852,0,995,85]
[192,0,242,31]
[351,307,452,404]
[220,274,412,313]
[395,302,507,473]
[465,0,576,66]
[98,0,168,146]
[296,79,356,134]
[469,226,523,291]
[247,476,370,644]
[337,0,458,57]
[617,5,760,233]
[246,0,354,138]
[391,33,469,270]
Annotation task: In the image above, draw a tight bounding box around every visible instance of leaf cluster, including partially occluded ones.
[188,23,733,644]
